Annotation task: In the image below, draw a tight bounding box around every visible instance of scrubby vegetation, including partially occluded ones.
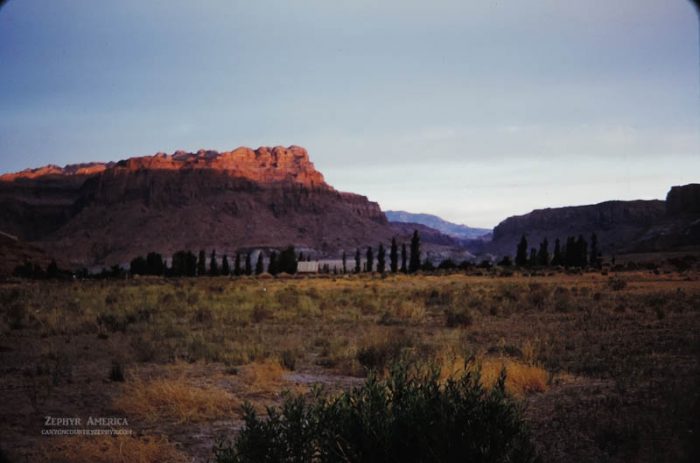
[0,270,699,462]
[215,364,539,463]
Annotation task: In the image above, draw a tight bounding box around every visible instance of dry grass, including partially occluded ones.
[2,271,699,462]
[439,355,549,397]
[113,376,239,424]
[38,435,188,463]
[480,357,549,396]
[238,358,293,395]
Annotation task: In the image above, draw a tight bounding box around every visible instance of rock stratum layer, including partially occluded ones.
[0,146,395,267]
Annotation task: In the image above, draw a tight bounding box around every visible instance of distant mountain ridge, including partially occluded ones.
[385,211,491,240]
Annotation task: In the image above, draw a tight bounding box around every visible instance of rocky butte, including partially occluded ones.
[0,146,402,267]
[486,183,700,258]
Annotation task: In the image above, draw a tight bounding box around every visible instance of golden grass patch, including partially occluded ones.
[238,358,291,395]
[38,435,188,463]
[113,376,239,424]
[439,356,549,397]
[480,357,549,396]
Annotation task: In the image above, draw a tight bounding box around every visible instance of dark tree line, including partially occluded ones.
[13,259,67,280]
[349,230,423,274]
[15,230,470,280]
[128,246,299,277]
[512,233,601,268]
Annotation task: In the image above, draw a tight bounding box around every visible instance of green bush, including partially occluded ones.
[215,364,540,463]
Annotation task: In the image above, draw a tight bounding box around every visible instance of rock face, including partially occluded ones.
[488,200,667,257]
[0,232,53,276]
[0,146,394,267]
[0,146,324,187]
[666,184,700,216]
[632,184,700,251]
[487,185,700,258]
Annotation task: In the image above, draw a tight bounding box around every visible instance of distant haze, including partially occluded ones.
[385,211,491,240]
[0,0,698,228]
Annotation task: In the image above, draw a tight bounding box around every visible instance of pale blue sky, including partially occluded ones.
[1,0,698,227]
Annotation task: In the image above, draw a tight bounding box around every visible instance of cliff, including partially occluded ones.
[666,184,700,216]
[487,184,700,258]
[0,146,393,266]
[488,200,667,257]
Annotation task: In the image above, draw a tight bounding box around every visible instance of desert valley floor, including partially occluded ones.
[1,270,699,462]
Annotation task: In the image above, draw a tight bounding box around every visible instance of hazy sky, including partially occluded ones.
[1,1,698,228]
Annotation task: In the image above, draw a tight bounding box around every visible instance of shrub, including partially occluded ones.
[527,283,549,310]
[281,350,297,371]
[251,305,272,323]
[356,333,414,373]
[445,308,473,328]
[608,276,627,291]
[96,313,128,333]
[7,299,29,330]
[110,360,125,382]
[131,335,158,362]
[425,289,453,307]
[215,364,539,463]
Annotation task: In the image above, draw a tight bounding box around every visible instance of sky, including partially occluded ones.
[0,0,698,228]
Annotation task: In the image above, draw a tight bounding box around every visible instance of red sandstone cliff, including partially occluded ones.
[0,146,393,266]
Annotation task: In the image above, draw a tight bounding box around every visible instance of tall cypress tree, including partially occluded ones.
[187,251,197,276]
[47,260,60,279]
[342,251,347,274]
[354,248,361,274]
[529,248,537,267]
[278,246,298,274]
[255,252,264,275]
[377,243,386,273]
[245,253,252,275]
[172,250,197,277]
[409,230,421,273]
[268,251,278,275]
[130,256,147,276]
[551,238,562,266]
[234,253,242,276]
[537,238,549,266]
[171,251,185,276]
[366,246,374,272]
[564,236,576,267]
[589,233,600,267]
[197,249,206,276]
[145,252,164,275]
[401,243,408,273]
[515,235,528,267]
[576,235,588,268]
[221,254,230,276]
[209,250,219,276]
[390,237,398,273]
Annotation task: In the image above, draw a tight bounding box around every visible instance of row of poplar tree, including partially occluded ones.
[130,231,425,277]
[342,231,422,274]
[130,246,300,277]
[513,233,601,268]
